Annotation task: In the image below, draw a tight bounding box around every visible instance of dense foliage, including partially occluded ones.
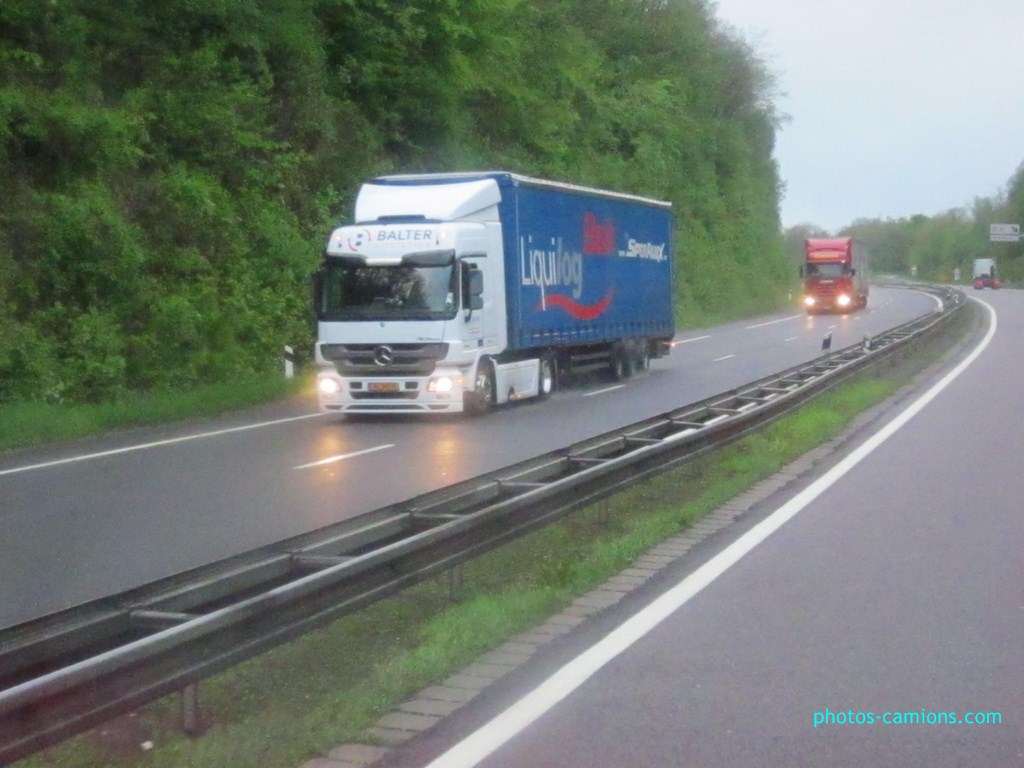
[795,164,1024,285]
[0,0,787,405]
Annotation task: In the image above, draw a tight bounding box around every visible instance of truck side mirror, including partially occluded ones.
[311,266,326,316]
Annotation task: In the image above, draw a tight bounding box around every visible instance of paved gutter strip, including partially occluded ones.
[477,649,534,666]
[375,714,440,733]
[620,571,659,585]
[442,672,502,691]
[600,577,645,593]
[327,745,391,765]
[492,641,537,656]
[397,699,463,718]
[365,728,415,747]
[417,687,480,705]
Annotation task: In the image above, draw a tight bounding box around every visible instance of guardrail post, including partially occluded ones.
[181,683,202,736]
[449,565,464,602]
[283,345,296,379]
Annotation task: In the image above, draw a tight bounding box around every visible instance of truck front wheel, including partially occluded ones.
[467,359,495,416]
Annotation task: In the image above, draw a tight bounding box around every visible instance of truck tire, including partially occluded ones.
[538,354,556,399]
[467,359,495,416]
[610,342,633,381]
[633,339,651,372]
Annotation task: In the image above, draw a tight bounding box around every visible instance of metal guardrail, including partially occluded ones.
[0,287,965,765]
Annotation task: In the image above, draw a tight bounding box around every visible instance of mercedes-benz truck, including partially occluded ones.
[313,172,675,415]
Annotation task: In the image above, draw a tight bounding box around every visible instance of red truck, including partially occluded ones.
[801,237,869,314]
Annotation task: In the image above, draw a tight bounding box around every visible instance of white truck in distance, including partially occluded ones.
[972,258,1000,289]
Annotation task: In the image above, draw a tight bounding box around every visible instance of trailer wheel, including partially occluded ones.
[556,353,573,389]
[538,354,556,399]
[610,342,633,381]
[634,339,651,372]
[467,359,495,416]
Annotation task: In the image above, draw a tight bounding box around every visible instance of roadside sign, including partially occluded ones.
[990,223,1020,242]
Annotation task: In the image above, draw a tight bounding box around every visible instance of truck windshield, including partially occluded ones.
[319,259,458,321]
[806,263,848,278]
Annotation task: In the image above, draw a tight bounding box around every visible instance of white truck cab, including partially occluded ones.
[314,179,511,414]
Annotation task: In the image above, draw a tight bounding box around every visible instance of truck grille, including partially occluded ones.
[320,343,448,377]
[350,390,420,400]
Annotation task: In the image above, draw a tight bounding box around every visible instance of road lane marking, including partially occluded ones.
[293,443,394,470]
[745,314,802,329]
[671,335,710,346]
[784,336,799,342]
[583,385,626,397]
[424,299,998,768]
[0,413,326,478]
[713,354,736,362]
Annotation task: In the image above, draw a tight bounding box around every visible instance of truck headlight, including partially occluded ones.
[428,376,456,393]
[319,377,341,395]
[837,294,851,307]
[803,295,816,307]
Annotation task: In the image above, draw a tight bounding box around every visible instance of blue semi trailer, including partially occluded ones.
[313,172,675,415]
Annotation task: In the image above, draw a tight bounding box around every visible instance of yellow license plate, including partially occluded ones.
[368,381,400,393]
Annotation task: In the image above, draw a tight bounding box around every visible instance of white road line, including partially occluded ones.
[424,299,998,768]
[713,354,736,362]
[583,385,626,397]
[744,314,802,330]
[671,335,711,346]
[293,443,394,470]
[784,336,799,342]
[0,413,326,478]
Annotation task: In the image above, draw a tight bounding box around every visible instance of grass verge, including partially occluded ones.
[0,374,310,454]
[19,303,980,768]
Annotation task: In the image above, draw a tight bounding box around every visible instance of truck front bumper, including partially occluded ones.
[316,369,469,414]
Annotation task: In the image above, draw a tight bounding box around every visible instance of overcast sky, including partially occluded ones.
[709,0,1024,232]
